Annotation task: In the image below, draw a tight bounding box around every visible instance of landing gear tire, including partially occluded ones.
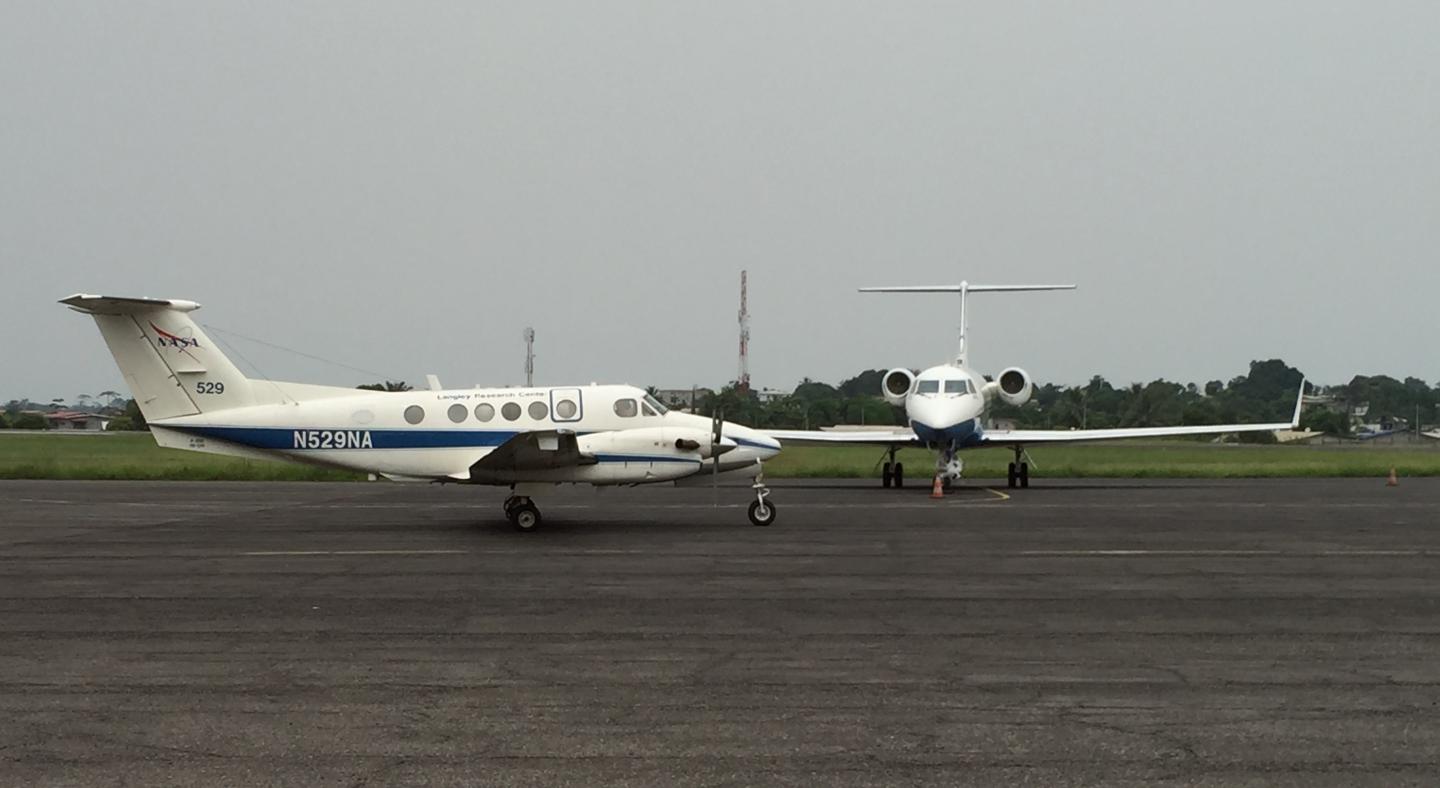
[893,463,905,489]
[1019,462,1030,489]
[882,463,893,489]
[508,501,541,532]
[1007,462,1018,489]
[942,476,954,491]
[748,499,777,527]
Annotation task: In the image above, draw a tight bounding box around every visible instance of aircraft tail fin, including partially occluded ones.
[61,294,255,421]
[858,281,1076,366]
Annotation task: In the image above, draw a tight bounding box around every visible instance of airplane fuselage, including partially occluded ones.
[150,384,779,484]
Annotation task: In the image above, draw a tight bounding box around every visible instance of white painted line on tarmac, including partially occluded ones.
[1021,549,1434,557]
[241,549,469,556]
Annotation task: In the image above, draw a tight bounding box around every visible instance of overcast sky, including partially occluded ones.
[3,2,1437,403]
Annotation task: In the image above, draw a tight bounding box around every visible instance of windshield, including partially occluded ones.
[944,379,972,395]
[643,393,669,415]
[916,380,940,394]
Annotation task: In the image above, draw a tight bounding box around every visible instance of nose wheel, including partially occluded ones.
[748,470,777,526]
[504,495,542,532]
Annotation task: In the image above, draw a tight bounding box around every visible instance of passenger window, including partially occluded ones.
[528,401,548,420]
[501,402,521,421]
[917,380,940,395]
[555,399,578,419]
[447,403,468,423]
[404,405,425,424]
[614,399,638,418]
[475,403,495,422]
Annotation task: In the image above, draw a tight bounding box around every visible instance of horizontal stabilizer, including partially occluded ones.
[60,294,201,314]
[858,284,1076,293]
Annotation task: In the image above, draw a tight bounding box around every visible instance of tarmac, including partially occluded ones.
[2,477,1439,786]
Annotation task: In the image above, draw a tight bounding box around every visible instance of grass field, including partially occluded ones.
[1,432,1437,481]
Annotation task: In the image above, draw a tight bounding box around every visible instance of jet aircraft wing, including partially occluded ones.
[763,428,920,447]
[981,381,1306,446]
[465,430,597,476]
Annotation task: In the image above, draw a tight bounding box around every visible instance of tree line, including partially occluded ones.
[691,360,1438,438]
[5,360,1433,436]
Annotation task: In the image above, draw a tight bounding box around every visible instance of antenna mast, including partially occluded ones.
[737,270,751,392]
[523,327,535,387]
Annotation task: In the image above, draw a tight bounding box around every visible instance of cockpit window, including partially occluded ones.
[641,401,658,416]
[643,394,669,415]
[944,379,972,395]
[614,398,638,418]
[916,380,940,394]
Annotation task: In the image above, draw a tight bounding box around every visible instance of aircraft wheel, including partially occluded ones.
[882,463,893,488]
[748,499,777,527]
[942,476,954,491]
[1019,462,1030,489]
[1007,463,1018,489]
[893,463,905,488]
[509,502,542,532]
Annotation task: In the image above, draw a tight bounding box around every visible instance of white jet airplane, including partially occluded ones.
[62,294,782,530]
[766,282,1304,490]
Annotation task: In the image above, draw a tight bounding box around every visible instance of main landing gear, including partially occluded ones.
[881,446,905,488]
[503,495,542,532]
[1006,445,1030,489]
[504,469,780,532]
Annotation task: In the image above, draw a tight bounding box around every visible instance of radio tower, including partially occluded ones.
[737,270,751,393]
[523,327,535,387]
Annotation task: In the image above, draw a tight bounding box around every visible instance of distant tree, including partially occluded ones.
[123,399,148,430]
[357,381,413,392]
[0,411,9,429]
[1300,409,1349,436]
[12,412,48,430]
[837,369,888,399]
[1204,380,1224,397]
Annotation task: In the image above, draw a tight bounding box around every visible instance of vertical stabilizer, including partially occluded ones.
[61,294,255,421]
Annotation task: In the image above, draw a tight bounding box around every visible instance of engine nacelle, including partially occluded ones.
[994,367,1033,407]
[880,368,916,406]
[580,426,722,458]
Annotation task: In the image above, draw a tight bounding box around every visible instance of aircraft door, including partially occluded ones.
[550,388,583,423]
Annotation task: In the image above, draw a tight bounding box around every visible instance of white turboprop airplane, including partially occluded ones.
[62,294,782,530]
[766,282,1304,490]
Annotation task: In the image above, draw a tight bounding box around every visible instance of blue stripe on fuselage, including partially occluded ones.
[910,417,984,448]
[171,425,526,450]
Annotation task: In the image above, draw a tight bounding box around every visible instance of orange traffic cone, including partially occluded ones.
[931,475,944,499]
[1387,467,1399,487]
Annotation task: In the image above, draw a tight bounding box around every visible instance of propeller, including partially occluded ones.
[711,409,723,505]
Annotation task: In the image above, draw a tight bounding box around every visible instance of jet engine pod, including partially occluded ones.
[881,368,916,406]
[996,367,1033,406]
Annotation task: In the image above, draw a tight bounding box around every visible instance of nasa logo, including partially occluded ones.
[150,322,200,350]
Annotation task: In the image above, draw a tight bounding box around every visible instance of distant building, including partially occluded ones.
[755,388,788,403]
[45,410,111,431]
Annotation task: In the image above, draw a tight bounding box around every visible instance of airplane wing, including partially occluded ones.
[982,381,1306,446]
[763,428,920,447]
[465,430,597,474]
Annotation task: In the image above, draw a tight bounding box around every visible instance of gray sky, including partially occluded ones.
[4,1,1437,403]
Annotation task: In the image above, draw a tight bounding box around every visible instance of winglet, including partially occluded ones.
[1291,379,1306,428]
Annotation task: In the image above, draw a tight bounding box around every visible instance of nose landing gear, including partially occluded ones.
[748,469,776,526]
